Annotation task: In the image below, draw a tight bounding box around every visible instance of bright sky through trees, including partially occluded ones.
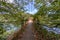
[8,0,38,14]
[24,2,38,14]
[7,0,14,3]
[1,0,60,40]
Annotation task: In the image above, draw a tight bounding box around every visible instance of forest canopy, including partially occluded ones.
[0,0,60,40]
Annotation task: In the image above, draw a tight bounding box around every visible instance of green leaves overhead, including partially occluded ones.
[34,0,60,26]
[0,1,18,14]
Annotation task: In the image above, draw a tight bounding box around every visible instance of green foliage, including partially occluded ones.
[0,1,31,40]
[0,1,18,14]
[34,0,60,26]
[0,0,60,40]
[0,23,6,40]
[33,0,60,40]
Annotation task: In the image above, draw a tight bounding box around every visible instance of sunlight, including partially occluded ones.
[28,20,33,23]
[26,9,38,14]
[6,0,14,3]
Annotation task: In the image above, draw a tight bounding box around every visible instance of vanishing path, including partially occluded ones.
[7,18,35,40]
[20,19,35,40]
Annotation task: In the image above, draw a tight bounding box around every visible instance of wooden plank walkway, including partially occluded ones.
[20,21,35,40]
[7,19,35,40]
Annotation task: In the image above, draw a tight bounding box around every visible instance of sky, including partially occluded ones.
[23,1,38,14]
[7,0,38,14]
[7,0,14,3]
